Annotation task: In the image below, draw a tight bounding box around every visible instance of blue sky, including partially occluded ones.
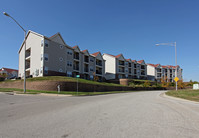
[1,0,199,81]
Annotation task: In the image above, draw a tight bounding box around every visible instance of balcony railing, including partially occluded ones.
[25,53,31,58]
[96,62,102,66]
[84,68,89,72]
[141,73,145,75]
[96,71,102,75]
[119,62,124,66]
[119,69,124,73]
[73,66,79,71]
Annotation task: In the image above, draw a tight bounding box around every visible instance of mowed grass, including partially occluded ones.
[166,89,199,102]
[0,88,137,96]
[0,76,123,87]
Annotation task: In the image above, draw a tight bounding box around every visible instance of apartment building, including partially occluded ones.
[0,67,18,79]
[102,53,147,80]
[18,31,105,81]
[147,64,183,82]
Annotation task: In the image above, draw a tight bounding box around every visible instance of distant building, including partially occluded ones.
[102,53,147,80]
[0,67,18,79]
[147,64,183,82]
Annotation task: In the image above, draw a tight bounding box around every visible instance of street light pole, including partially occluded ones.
[174,42,177,91]
[156,42,178,91]
[3,12,27,93]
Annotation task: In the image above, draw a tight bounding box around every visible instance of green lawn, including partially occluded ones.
[166,89,199,102]
[0,88,138,96]
[0,76,123,87]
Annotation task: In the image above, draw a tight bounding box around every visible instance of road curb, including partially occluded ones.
[161,92,199,104]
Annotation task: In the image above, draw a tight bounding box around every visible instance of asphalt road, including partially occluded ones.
[0,91,199,138]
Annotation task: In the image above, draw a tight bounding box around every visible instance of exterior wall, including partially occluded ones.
[147,65,156,81]
[103,54,116,74]
[43,39,67,75]
[103,54,116,80]
[18,31,44,78]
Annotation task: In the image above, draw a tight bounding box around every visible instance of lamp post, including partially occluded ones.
[3,12,27,93]
[155,42,178,91]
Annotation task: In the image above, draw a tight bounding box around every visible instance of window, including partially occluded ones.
[44,67,48,74]
[125,62,128,66]
[60,45,63,49]
[90,57,94,62]
[59,69,63,72]
[59,57,63,62]
[125,69,128,72]
[67,61,72,67]
[41,40,44,47]
[67,49,73,55]
[90,66,94,72]
[41,54,43,61]
[44,40,49,47]
[44,54,48,61]
[67,71,72,77]
[40,67,43,74]
[35,69,39,76]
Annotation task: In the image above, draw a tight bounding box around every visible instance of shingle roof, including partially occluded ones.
[72,45,78,49]
[92,52,100,57]
[137,60,144,64]
[82,49,88,52]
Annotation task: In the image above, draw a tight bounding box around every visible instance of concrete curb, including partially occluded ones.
[0,92,72,97]
[161,92,199,104]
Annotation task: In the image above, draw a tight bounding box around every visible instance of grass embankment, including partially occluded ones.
[0,88,137,96]
[166,89,199,102]
[0,76,123,87]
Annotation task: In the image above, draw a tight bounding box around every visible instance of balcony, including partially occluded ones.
[84,68,89,72]
[134,64,137,68]
[73,65,79,71]
[141,72,145,76]
[129,63,132,67]
[157,69,162,72]
[25,48,31,59]
[84,56,89,63]
[74,52,79,60]
[119,69,124,73]
[84,64,89,72]
[96,59,102,66]
[119,61,124,66]
[134,69,137,74]
[96,70,102,75]
[141,65,145,70]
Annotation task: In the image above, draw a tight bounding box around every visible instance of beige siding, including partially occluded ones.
[18,31,43,78]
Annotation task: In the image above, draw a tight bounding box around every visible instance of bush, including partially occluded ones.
[143,80,151,87]
[0,77,5,81]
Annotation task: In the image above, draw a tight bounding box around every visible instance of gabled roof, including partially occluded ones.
[147,63,160,68]
[92,51,101,57]
[0,67,18,73]
[19,30,44,53]
[49,32,67,45]
[72,45,81,52]
[132,60,137,63]
[115,54,123,58]
[104,53,125,59]
[82,49,88,53]
[125,59,132,62]
[82,49,90,55]
[137,60,145,64]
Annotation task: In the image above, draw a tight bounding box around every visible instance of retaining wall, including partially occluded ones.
[0,81,165,92]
